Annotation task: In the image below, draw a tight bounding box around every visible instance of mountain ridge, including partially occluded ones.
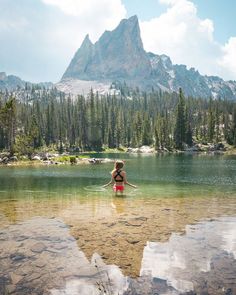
[60,15,236,99]
[0,72,53,91]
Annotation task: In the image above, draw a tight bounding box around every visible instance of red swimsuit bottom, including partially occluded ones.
[113,184,124,192]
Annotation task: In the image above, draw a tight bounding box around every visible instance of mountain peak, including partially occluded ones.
[97,15,142,48]
[0,72,7,81]
[129,14,138,21]
[117,15,141,42]
[60,16,236,100]
[62,34,94,80]
[62,15,150,81]
[82,34,93,46]
[122,15,138,26]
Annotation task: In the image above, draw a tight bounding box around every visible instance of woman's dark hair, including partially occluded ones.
[115,160,124,170]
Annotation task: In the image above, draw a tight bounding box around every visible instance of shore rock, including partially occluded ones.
[32,156,41,161]
[185,145,202,152]
[127,146,155,153]
[2,157,9,164]
[88,158,114,164]
[9,156,18,162]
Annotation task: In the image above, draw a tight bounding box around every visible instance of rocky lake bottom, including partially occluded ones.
[0,195,236,295]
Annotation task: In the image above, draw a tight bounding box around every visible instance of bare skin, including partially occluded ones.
[103,170,137,191]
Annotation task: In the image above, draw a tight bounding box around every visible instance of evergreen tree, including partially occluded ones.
[207,97,215,142]
[185,105,193,146]
[142,114,152,146]
[0,86,236,155]
[174,88,186,150]
[0,97,17,155]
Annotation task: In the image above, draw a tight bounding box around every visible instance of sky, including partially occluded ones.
[0,0,236,83]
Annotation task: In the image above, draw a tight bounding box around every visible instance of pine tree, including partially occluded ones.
[142,114,152,146]
[207,97,215,142]
[0,97,17,155]
[231,107,236,146]
[174,88,186,150]
[215,100,220,142]
[185,105,193,146]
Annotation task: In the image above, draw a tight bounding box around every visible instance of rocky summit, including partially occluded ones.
[60,15,236,99]
[0,72,53,91]
[62,16,150,83]
[0,72,26,90]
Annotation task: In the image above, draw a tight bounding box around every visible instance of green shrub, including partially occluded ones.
[70,156,76,164]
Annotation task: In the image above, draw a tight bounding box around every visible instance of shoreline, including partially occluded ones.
[0,147,236,167]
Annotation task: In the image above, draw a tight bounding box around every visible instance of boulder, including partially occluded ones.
[88,158,102,164]
[32,155,41,161]
[2,157,9,164]
[163,147,170,152]
[127,147,139,153]
[139,146,155,153]
[38,153,49,161]
[9,156,18,162]
[215,143,225,151]
[185,145,201,152]
[127,146,155,153]
[208,143,226,152]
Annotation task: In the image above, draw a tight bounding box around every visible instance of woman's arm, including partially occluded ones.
[123,172,137,188]
[102,176,114,188]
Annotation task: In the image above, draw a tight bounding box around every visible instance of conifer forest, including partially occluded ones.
[0,85,236,155]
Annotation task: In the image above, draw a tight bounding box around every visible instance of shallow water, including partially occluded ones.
[0,153,236,294]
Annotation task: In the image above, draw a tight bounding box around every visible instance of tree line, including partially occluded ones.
[0,86,236,155]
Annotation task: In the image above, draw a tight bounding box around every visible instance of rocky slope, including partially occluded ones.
[0,72,53,91]
[63,16,151,84]
[60,16,236,99]
[0,72,26,90]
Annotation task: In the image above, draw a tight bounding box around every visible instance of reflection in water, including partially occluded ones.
[141,217,236,294]
[0,216,235,295]
[1,193,236,279]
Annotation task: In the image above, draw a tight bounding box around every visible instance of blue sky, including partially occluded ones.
[123,0,236,44]
[0,0,236,82]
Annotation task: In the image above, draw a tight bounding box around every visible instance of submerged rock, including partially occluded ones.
[30,242,47,253]
[10,253,27,262]
[10,272,23,285]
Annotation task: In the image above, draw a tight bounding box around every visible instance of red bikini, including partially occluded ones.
[113,169,124,192]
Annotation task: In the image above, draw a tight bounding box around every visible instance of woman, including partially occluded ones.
[103,160,137,193]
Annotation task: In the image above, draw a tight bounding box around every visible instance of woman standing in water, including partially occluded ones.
[103,160,137,193]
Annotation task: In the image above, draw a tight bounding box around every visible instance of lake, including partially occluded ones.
[0,153,236,295]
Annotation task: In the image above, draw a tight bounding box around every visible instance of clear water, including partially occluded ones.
[1,153,236,198]
[0,153,236,295]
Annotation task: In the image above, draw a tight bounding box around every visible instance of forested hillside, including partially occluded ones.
[0,86,236,156]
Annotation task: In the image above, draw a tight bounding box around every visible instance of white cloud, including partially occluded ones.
[40,0,127,80]
[42,0,126,41]
[1,0,235,82]
[218,37,236,80]
[0,0,126,82]
[140,0,236,80]
[42,0,126,18]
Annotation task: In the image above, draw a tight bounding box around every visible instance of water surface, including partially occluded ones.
[0,153,236,294]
